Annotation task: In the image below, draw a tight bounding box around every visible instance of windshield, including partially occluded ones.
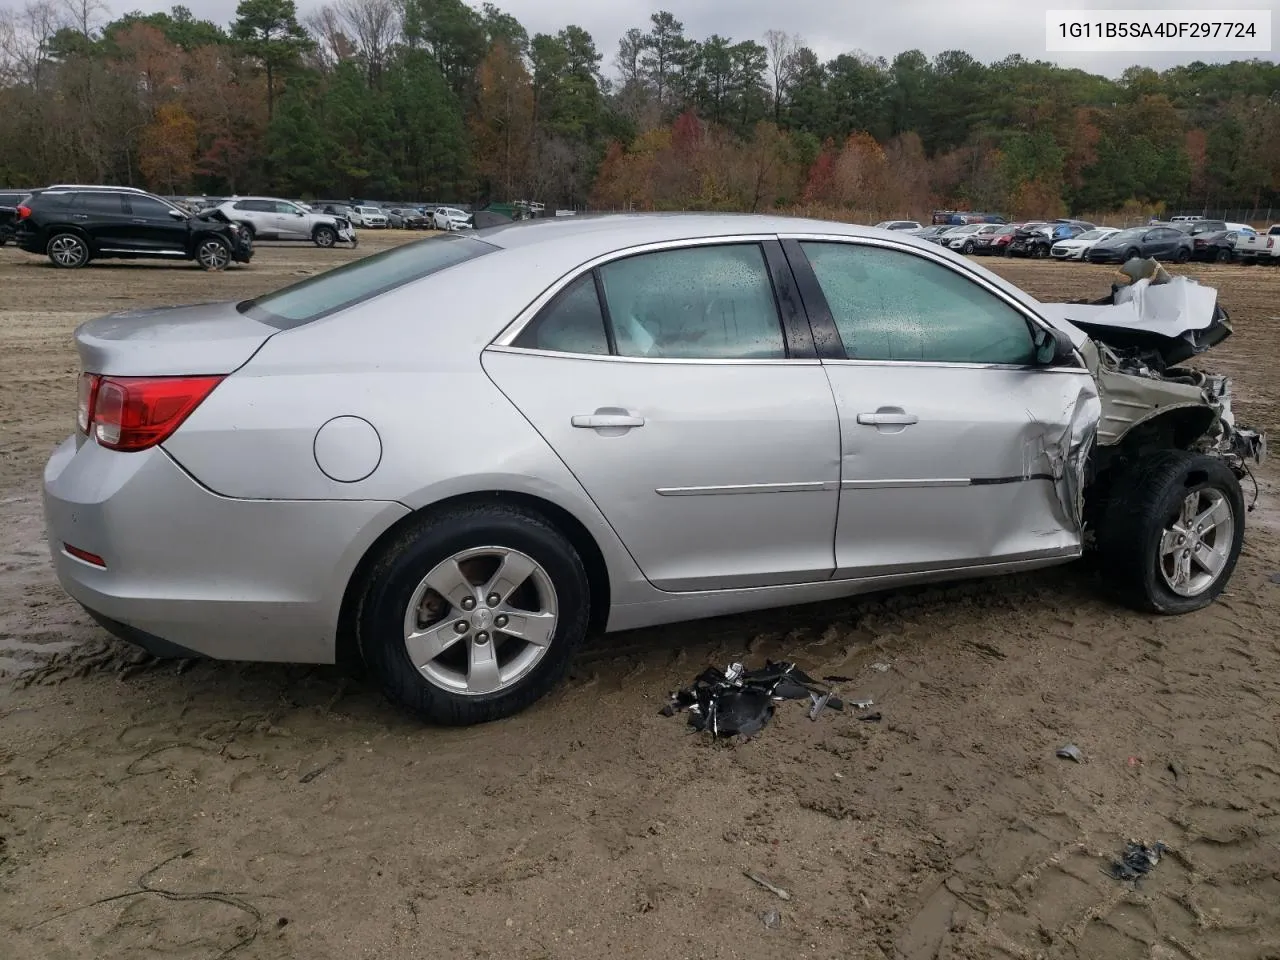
[1109,228,1145,241]
[240,234,496,329]
[1077,229,1109,240]
[358,206,380,214]
[947,224,980,235]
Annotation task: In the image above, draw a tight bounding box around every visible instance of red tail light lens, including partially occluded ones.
[83,375,224,451]
[16,204,31,220]
[77,373,101,433]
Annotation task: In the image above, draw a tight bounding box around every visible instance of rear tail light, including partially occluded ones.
[1269,238,1275,249]
[16,204,31,220]
[79,374,224,451]
[77,372,101,433]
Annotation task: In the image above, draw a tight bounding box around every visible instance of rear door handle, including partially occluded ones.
[572,411,645,429]
[857,411,918,426]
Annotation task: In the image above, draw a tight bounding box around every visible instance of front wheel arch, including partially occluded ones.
[335,490,611,674]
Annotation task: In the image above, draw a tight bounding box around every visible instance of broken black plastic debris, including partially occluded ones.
[1108,841,1166,882]
[662,659,848,737]
[1056,744,1083,763]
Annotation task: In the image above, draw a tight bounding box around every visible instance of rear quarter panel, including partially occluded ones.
[161,257,650,603]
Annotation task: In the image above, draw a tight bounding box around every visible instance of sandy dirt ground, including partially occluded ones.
[2,231,1280,960]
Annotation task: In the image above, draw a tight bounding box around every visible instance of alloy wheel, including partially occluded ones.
[197,239,230,270]
[49,235,87,267]
[402,546,558,696]
[1158,488,1234,597]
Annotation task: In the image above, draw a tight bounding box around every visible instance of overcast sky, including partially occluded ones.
[81,0,1280,77]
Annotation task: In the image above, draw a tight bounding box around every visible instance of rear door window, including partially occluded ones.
[74,192,127,215]
[596,244,786,360]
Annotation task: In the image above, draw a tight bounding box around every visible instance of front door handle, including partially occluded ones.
[572,411,645,429]
[857,411,918,426]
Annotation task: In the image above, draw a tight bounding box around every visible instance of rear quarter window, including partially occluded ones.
[239,234,497,330]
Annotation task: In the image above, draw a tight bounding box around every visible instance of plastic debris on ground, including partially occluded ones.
[1056,744,1083,762]
[1108,841,1167,882]
[660,660,851,737]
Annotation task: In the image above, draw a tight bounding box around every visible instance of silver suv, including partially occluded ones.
[215,197,357,248]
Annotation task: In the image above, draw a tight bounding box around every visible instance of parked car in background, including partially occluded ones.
[13,185,252,270]
[1051,227,1120,260]
[909,225,952,244]
[1187,229,1244,263]
[387,208,430,229]
[350,205,389,228]
[1009,221,1094,259]
[1234,225,1280,264]
[1085,225,1193,264]
[215,197,357,248]
[874,220,922,231]
[941,223,998,254]
[0,189,35,245]
[42,214,1262,727]
[971,224,1021,255]
[432,207,473,231]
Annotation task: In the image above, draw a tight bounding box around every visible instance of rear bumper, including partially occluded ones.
[43,435,408,663]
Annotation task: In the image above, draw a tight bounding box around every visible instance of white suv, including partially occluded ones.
[217,197,357,248]
[432,207,472,231]
[350,205,389,228]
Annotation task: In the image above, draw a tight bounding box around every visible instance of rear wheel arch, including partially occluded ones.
[335,490,612,674]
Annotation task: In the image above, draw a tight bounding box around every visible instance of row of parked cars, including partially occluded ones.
[875,217,1280,265]
[0,184,477,269]
[169,196,475,235]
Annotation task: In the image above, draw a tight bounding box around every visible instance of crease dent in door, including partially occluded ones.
[1015,385,1101,533]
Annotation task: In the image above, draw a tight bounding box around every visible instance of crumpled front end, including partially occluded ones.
[1039,260,1265,481]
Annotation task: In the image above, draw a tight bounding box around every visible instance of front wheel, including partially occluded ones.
[962,240,974,255]
[357,503,591,725]
[1124,248,1140,262]
[313,225,337,248]
[1096,451,1244,614]
[47,232,90,268]
[1175,248,1190,263]
[195,236,232,271]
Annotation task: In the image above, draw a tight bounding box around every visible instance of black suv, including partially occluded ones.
[13,186,253,270]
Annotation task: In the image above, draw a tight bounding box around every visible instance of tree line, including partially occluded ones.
[1,0,1277,219]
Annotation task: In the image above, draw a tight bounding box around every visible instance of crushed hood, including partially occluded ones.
[1036,258,1230,368]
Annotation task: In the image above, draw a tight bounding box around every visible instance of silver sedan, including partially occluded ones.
[43,215,1257,724]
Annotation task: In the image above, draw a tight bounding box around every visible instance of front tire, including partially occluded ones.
[1175,248,1190,263]
[313,225,337,248]
[357,503,591,725]
[962,240,974,255]
[1096,451,1244,614]
[195,236,232,271]
[47,232,90,268]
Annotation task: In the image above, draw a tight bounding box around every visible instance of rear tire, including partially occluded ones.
[1217,247,1232,263]
[357,503,591,725]
[1096,451,1244,614]
[1175,248,1190,263]
[313,225,337,248]
[47,232,90,268]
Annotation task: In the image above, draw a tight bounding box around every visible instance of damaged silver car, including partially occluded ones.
[43,216,1265,725]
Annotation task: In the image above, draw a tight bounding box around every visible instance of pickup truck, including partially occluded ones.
[1235,224,1280,263]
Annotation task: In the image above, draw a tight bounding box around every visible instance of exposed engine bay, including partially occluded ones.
[1037,258,1266,484]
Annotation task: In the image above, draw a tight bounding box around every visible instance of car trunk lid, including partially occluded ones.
[74,300,278,376]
